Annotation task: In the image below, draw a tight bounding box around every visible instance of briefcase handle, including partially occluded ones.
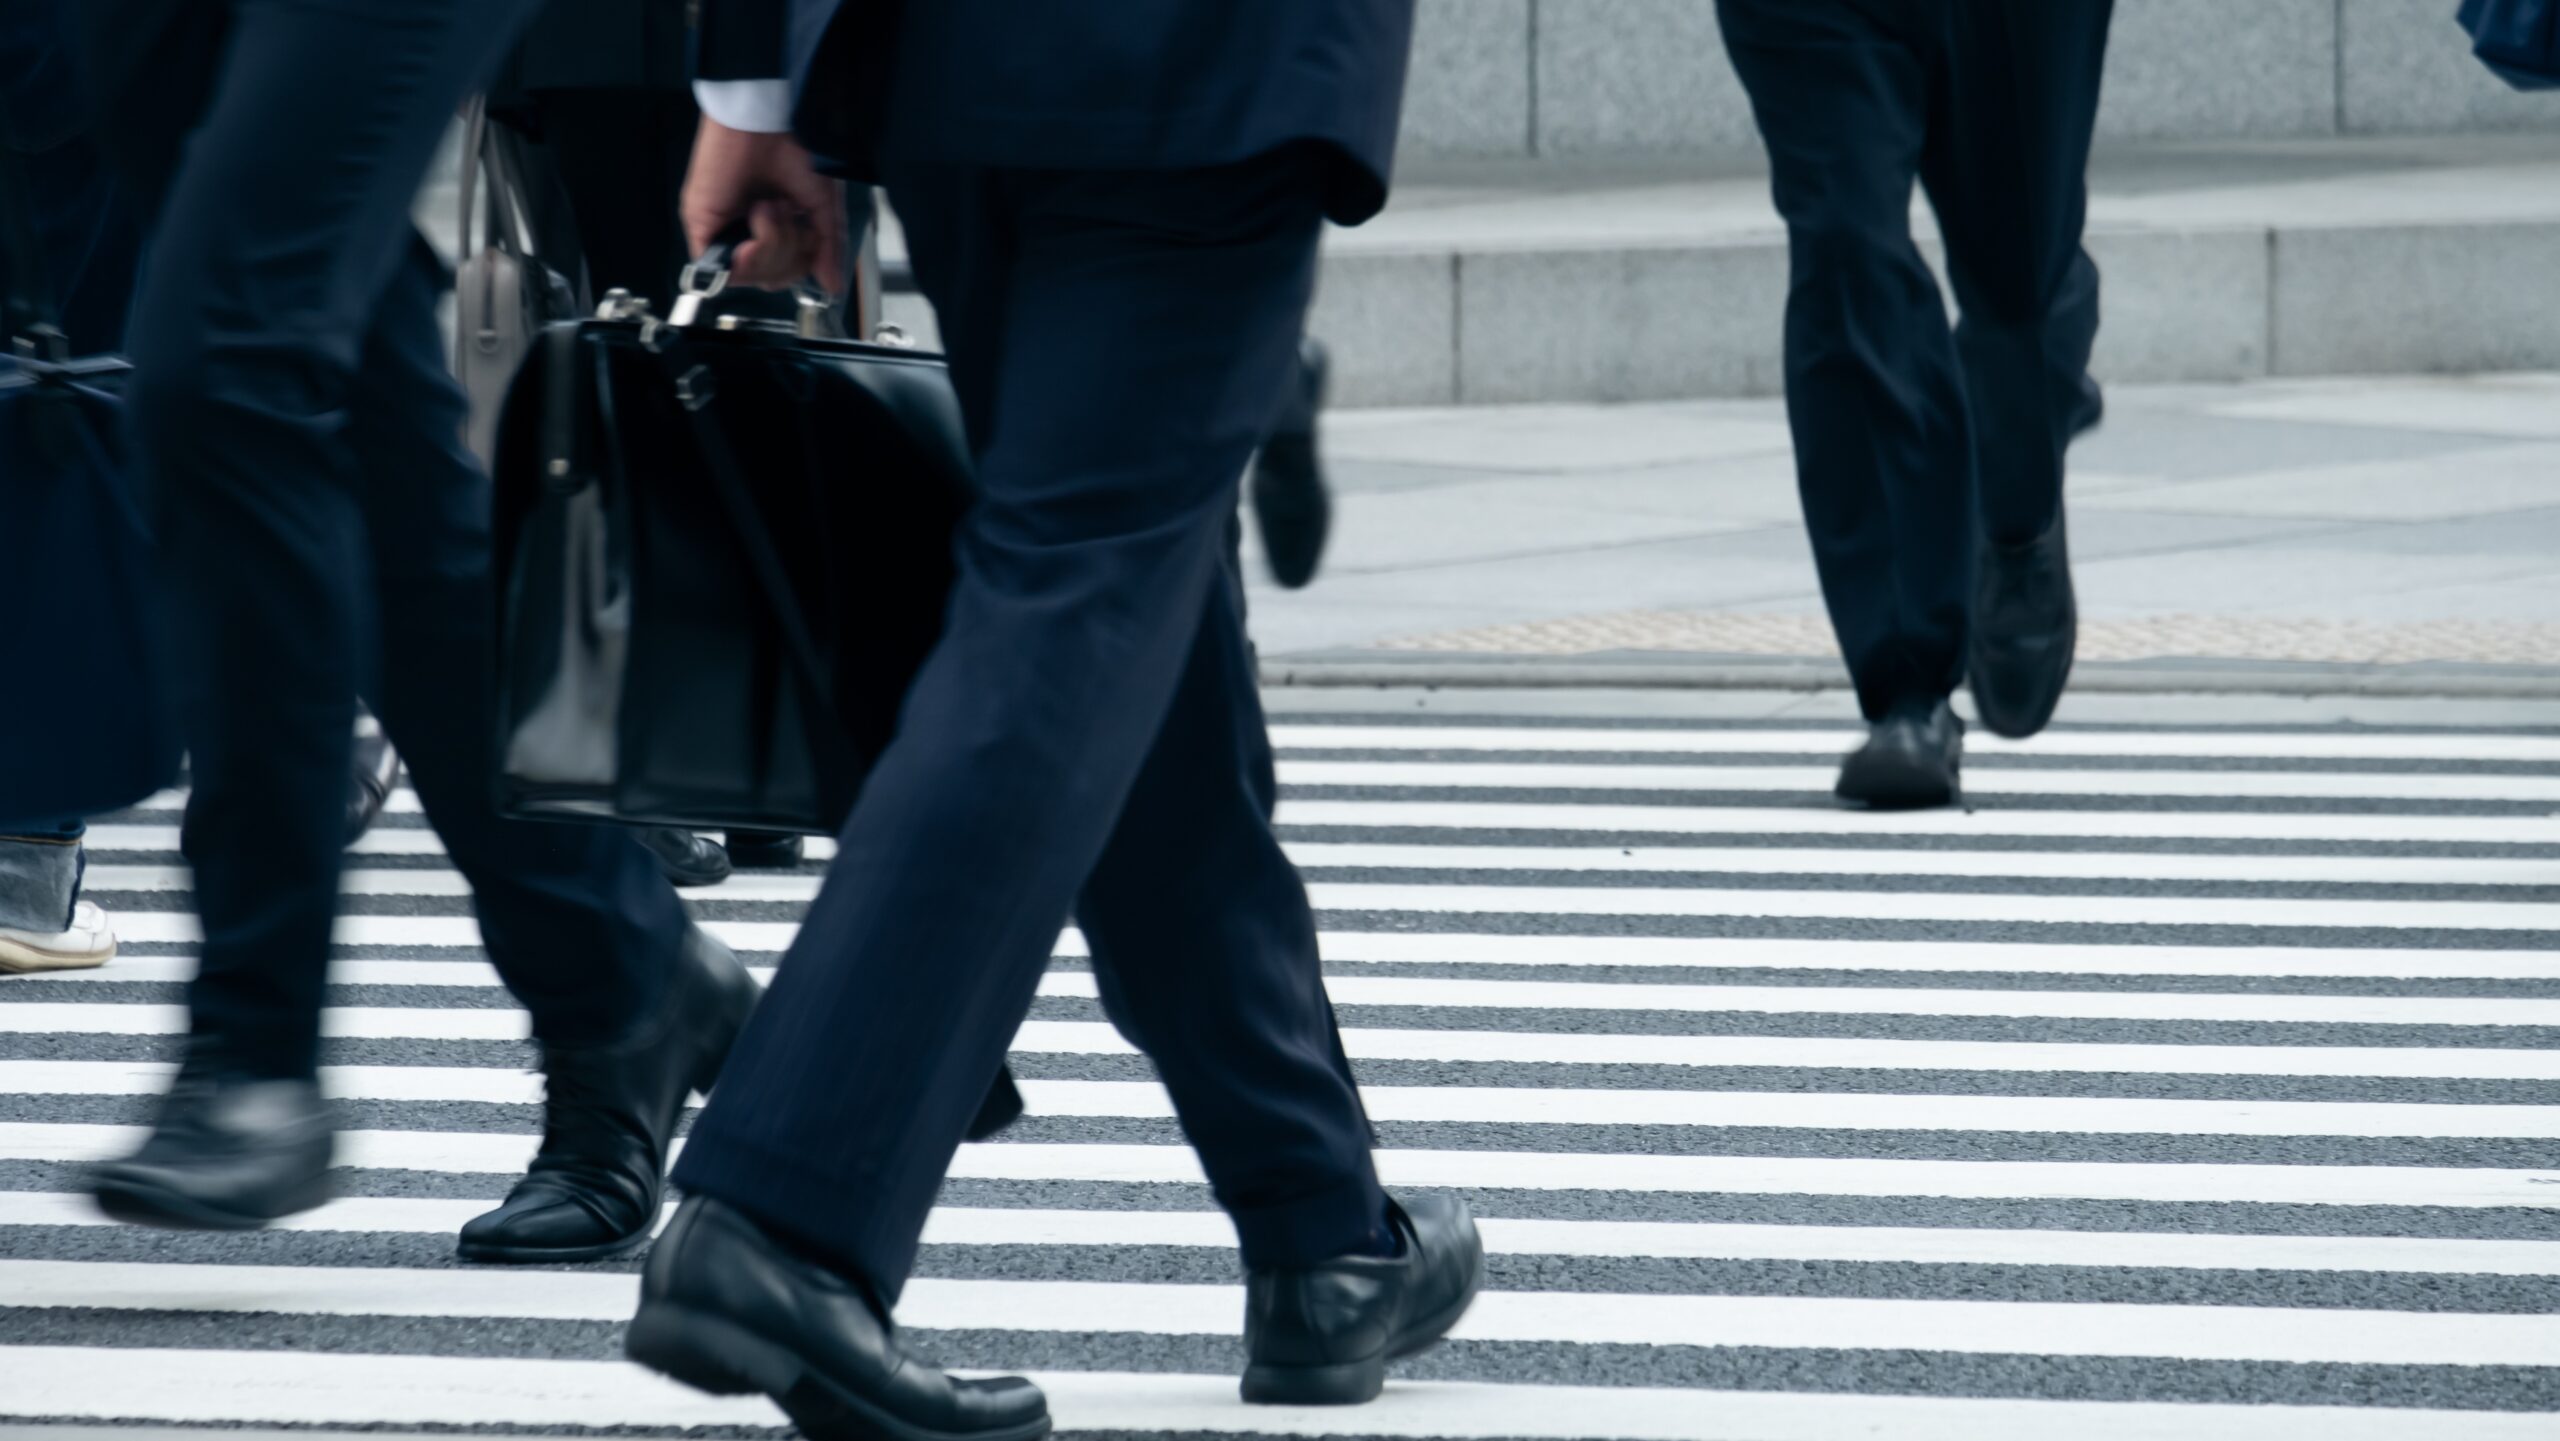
[668,224,841,338]
[457,96,543,266]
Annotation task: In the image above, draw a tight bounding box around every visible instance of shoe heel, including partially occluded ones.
[1241,1356,1387,1407]
[627,1302,806,1398]
[691,973,760,1098]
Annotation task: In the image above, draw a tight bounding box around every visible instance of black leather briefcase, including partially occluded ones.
[489,244,971,835]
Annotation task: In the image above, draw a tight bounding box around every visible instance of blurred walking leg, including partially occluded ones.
[1928,0,2113,740]
[1718,0,1972,806]
[109,0,545,1089]
[85,0,746,1242]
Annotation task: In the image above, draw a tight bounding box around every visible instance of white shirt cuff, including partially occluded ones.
[694,79,795,134]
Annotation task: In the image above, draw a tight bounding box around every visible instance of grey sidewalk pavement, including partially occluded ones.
[1244,371,2560,697]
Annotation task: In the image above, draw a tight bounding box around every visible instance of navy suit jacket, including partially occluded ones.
[493,0,692,103]
[696,0,1415,223]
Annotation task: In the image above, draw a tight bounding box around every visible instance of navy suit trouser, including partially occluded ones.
[1719,0,2112,720]
[673,145,1387,1300]
[104,0,683,1078]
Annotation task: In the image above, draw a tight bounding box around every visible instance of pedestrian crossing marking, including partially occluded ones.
[12,711,2560,1435]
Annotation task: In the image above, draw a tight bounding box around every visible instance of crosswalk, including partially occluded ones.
[3,702,2558,1436]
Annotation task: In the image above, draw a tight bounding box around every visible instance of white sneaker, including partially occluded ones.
[0,900,117,973]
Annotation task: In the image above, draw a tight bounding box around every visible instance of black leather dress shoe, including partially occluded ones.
[90,1068,334,1229]
[457,928,758,1264]
[968,1066,1026,1142]
[345,724,399,844]
[1969,514,2077,740]
[1242,1194,1485,1406]
[1835,698,1964,811]
[1251,338,1332,590]
[629,1196,1052,1441]
[641,828,734,888]
[723,830,806,868]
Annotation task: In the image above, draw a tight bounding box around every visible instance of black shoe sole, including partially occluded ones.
[691,947,761,1096]
[1970,632,2077,741]
[643,829,735,888]
[1252,444,1331,591]
[345,757,398,846]
[724,834,806,869]
[629,1302,1052,1441]
[92,1168,333,1231]
[457,941,756,1267]
[657,858,735,888]
[1835,754,1960,811]
[1242,1248,1486,1406]
[456,1223,655,1266]
[1241,1355,1386,1407]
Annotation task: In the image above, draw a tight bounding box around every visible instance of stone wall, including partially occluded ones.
[1397,0,2560,162]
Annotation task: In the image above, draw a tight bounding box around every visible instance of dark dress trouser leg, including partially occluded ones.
[672,148,1386,1298]
[1923,1,2112,548]
[114,0,679,1079]
[1716,0,1974,721]
[1074,540,1380,1265]
[351,235,689,1039]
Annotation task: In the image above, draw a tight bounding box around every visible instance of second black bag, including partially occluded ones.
[0,144,178,831]
[489,247,971,835]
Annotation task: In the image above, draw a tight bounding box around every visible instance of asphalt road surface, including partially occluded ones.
[3,703,2558,1439]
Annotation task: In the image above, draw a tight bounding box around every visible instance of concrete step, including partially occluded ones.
[1281,135,2560,407]
[1395,0,2560,163]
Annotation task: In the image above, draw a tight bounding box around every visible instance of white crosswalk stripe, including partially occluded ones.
[1275,801,2560,844]
[19,1022,2560,1078]
[11,1259,2560,1365]
[8,709,2560,1437]
[13,975,2560,1026]
[1262,724,2560,762]
[1277,759,2560,802]
[11,1187,2560,1274]
[77,886,2560,943]
[54,937,2560,979]
[3,1123,2550,1205]
[78,844,2560,886]
[10,1347,2552,1439]
[7,1062,2556,1136]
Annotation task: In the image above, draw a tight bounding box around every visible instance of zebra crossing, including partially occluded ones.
[3,700,2558,1437]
